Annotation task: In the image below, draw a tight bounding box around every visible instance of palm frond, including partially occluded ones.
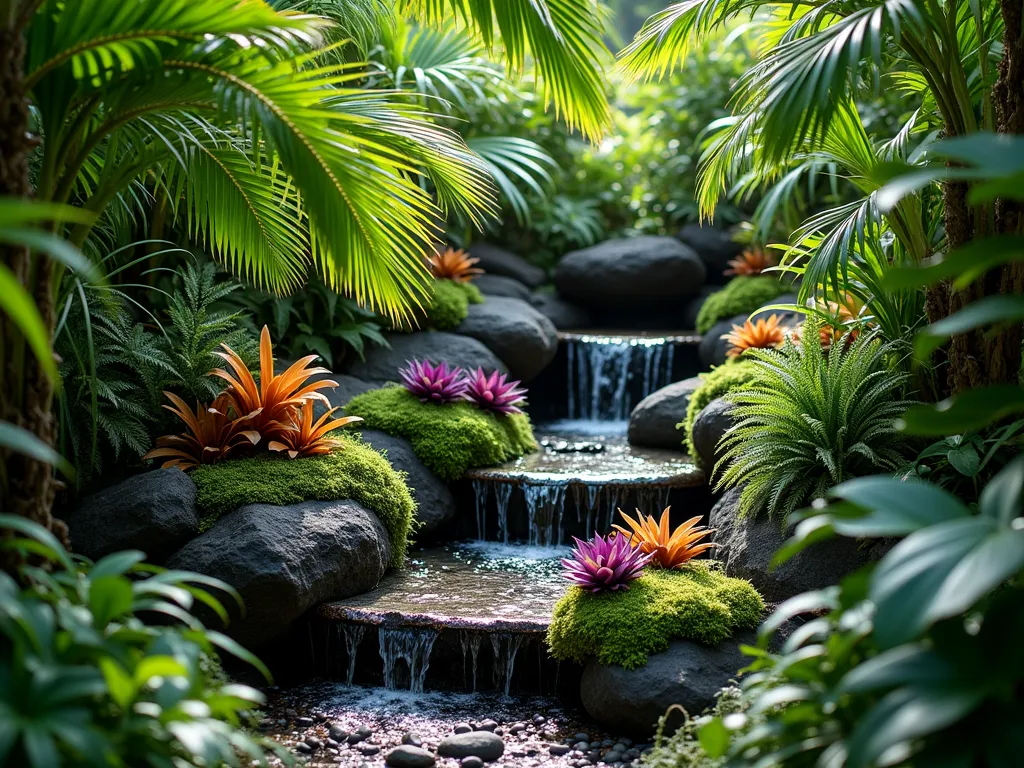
[465,136,557,225]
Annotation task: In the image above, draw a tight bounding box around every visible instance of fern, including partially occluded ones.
[715,319,917,521]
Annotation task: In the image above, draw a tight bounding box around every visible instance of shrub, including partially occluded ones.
[681,360,760,461]
[547,563,763,670]
[716,325,915,520]
[695,276,787,334]
[0,515,286,768]
[423,279,484,331]
[190,437,415,566]
[642,687,749,768]
[345,385,536,481]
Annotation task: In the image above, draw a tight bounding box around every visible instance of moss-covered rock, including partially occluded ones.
[681,361,760,460]
[547,563,763,670]
[695,276,786,334]
[190,438,415,567]
[345,385,537,481]
[425,279,484,331]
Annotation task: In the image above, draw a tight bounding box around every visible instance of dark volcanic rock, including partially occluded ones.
[347,332,506,382]
[682,286,717,330]
[473,274,532,302]
[554,236,706,307]
[528,292,591,330]
[456,297,558,382]
[358,429,454,539]
[467,243,547,288]
[437,732,505,762]
[710,487,873,602]
[580,633,755,737]
[386,746,436,768]
[69,469,198,562]
[677,224,741,286]
[167,500,390,647]
[627,377,702,450]
[691,398,736,473]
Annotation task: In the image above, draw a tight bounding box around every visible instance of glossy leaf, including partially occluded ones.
[899,386,1024,435]
[915,296,1024,359]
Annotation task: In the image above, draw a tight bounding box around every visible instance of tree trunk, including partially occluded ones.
[935,0,1024,397]
[0,19,69,547]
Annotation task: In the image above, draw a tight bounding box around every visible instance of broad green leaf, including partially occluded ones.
[134,656,188,685]
[99,658,136,710]
[946,444,981,477]
[0,514,74,571]
[979,455,1024,526]
[839,645,957,693]
[0,423,75,479]
[915,296,1024,359]
[883,236,1024,291]
[89,575,134,627]
[89,550,146,580]
[846,685,987,768]
[830,476,970,532]
[698,717,730,758]
[0,264,57,382]
[899,386,1024,435]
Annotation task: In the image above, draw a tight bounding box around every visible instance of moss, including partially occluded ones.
[681,360,760,463]
[695,276,787,334]
[345,385,537,481]
[190,437,415,566]
[424,279,484,331]
[547,563,764,670]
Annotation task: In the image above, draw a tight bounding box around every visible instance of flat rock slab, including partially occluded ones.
[316,543,566,632]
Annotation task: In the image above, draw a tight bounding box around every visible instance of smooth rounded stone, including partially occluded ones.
[304,737,323,751]
[386,745,436,768]
[295,742,313,755]
[691,397,736,474]
[68,469,198,563]
[698,315,739,368]
[710,486,875,602]
[454,723,473,734]
[348,733,367,745]
[580,632,757,737]
[574,734,590,744]
[532,715,547,725]
[402,733,423,747]
[357,744,381,756]
[602,753,623,764]
[296,716,315,727]
[549,745,572,756]
[461,758,485,768]
[573,742,589,751]
[508,724,527,735]
[677,223,741,286]
[455,296,557,382]
[347,331,506,382]
[474,274,532,301]
[437,732,505,762]
[555,236,706,307]
[356,726,373,738]
[468,243,547,288]
[627,377,703,450]
[357,429,454,540]
[329,725,349,742]
[528,292,592,330]
[166,500,390,648]
[476,720,499,732]
[316,373,382,416]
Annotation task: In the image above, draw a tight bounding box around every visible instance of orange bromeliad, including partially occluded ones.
[142,392,260,470]
[612,507,715,568]
[429,247,483,283]
[724,247,777,277]
[725,314,786,358]
[269,405,363,459]
[212,325,337,442]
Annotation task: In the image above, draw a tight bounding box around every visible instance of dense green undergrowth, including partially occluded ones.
[681,361,760,463]
[345,385,536,481]
[191,437,415,566]
[695,276,787,334]
[547,563,763,670]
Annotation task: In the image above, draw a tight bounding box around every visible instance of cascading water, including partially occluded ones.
[379,628,437,693]
[460,631,484,692]
[490,633,525,697]
[566,336,675,422]
[522,483,567,546]
[341,624,366,685]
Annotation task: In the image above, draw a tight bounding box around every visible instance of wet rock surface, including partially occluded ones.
[348,332,507,382]
[259,683,651,767]
[456,297,558,383]
[627,377,703,451]
[468,244,548,289]
[475,275,533,302]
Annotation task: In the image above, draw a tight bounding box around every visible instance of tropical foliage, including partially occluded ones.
[0,514,282,767]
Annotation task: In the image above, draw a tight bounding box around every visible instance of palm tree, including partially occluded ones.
[0,0,614,534]
[620,0,1024,396]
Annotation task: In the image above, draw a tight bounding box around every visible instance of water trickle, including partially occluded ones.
[494,483,513,544]
[379,628,438,693]
[341,624,366,685]
[522,483,567,546]
[566,336,676,422]
[490,633,525,697]
[473,481,489,540]
[459,631,484,692]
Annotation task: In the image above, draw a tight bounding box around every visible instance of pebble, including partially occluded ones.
[574,734,590,744]
[357,726,373,738]
[509,724,527,735]
[438,732,505,762]
[357,744,381,756]
[532,715,547,726]
[461,759,484,768]
[385,745,436,768]
[574,742,589,751]
[296,716,314,727]
[329,725,349,742]
[295,743,312,755]
[454,723,473,735]
[402,733,424,747]
[348,733,367,745]
[602,752,623,764]
[304,737,323,751]
[549,745,571,756]
[476,719,499,732]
